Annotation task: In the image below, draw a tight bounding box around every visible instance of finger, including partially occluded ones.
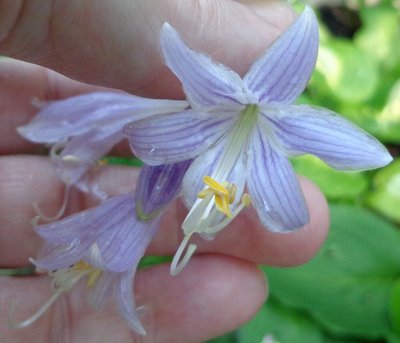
[0,155,328,268]
[0,59,107,155]
[0,0,294,97]
[0,255,266,343]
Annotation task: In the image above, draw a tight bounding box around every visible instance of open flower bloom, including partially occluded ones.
[11,162,190,335]
[18,92,188,196]
[124,7,392,273]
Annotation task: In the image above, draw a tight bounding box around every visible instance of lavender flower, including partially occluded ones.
[12,162,190,335]
[123,7,392,273]
[18,92,188,197]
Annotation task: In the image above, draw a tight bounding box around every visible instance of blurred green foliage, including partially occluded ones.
[208,1,400,343]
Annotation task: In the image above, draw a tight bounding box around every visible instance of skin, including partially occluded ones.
[0,1,329,342]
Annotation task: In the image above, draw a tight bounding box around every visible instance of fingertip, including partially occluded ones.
[136,255,267,343]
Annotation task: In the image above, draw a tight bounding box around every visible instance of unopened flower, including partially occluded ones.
[124,7,392,273]
[11,162,190,335]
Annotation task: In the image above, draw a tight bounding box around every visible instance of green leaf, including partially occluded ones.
[292,155,368,201]
[265,205,400,339]
[390,280,400,335]
[102,156,143,167]
[238,298,324,343]
[366,158,400,223]
[355,5,400,70]
[315,40,379,104]
[372,80,400,143]
[206,332,237,343]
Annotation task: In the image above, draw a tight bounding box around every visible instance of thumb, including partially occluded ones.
[0,0,295,97]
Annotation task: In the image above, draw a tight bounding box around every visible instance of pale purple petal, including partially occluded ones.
[35,194,135,244]
[243,7,318,104]
[124,109,237,165]
[269,105,393,170]
[247,126,309,232]
[34,242,88,270]
[53,131,123,186]
[182,136,247,208]
[94,215,160,272]
[87,271,115,309]
[18,92,188,143]
[136,161,192,219]
[115,270,146,335]
[160,23,248,110]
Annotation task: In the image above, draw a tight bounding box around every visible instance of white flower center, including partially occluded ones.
[170,105,258,275]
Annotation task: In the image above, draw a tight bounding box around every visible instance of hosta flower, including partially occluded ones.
[124,7,392,273]
[18,92,188,197]
[11,162,190,335]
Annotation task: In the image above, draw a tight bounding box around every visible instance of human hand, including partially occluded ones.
[0,1,329,342]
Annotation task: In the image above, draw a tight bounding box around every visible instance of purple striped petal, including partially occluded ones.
[115,270,146,335]
[270,105,393,170]
[18,92,188,143]
[35,193,161,272]
[34,242,89,270]
[136,161,192,219]
[160,23,248,110]
[87,271,115,309]
[243,7,318,105]
[54,131,122,186]
[247,126,309,232]
[124,109,237,165]
[35,194,134,244]
[94,215,160,272]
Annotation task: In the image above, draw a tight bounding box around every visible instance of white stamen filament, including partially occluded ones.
[9,262,101,329]
[9,290,64,329]
[170,234,197,276]
[33,185,71,222]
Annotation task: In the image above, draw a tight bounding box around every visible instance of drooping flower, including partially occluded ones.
[18,92,188,198]
[124,7,392,273]
[11,161,191,335]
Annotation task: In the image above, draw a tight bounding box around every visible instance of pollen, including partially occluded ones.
[198,176,236,218]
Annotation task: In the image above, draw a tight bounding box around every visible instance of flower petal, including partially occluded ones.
[18,92,188,143]
[54,131,123,186]
[124,109,237,165]
[243,6,319,104]
[160,23,248,109]
[115,270,146,335]
[136,161,192,219]
[270,104,393,170]
[247,126,309,232]
[87,271,115,309]
[35,194,135,243]
[34,241,89,270]
[94,215,161,272]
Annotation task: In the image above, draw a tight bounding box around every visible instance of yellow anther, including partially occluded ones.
[241,194,252,207]
[203,176,229,196]
[86,269,102,288]
[228,184,237,204]
[214,193,232,218]
[197,188,213,199]
[197,176,238,218]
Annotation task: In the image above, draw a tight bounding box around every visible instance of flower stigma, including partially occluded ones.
[9,261,102,329]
